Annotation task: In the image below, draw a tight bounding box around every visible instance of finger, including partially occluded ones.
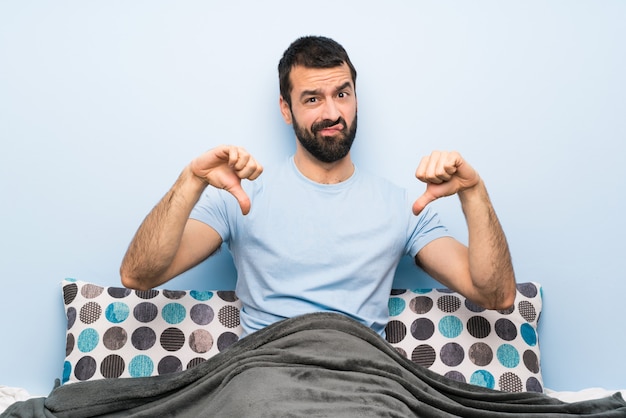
[226,146,240,167]
[231,148,252,171]
[414,156,430,182]
[440,151,461,176]
[235,161,263,180]
[416,154,445,184]
[417,151,461,184]
[226,183,252,215]
[429,151,459,183]
[247,164,264,181]
[230,148,262,178]
[412,191,437,215]
[426,152,446,184]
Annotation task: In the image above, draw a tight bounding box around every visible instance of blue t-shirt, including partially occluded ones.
[190,157,450,336]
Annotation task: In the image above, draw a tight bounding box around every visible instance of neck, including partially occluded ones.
[293,148,354,184]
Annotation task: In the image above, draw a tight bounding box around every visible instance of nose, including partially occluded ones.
[320,97,341,122]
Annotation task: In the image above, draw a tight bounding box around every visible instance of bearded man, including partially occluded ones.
[120,36,516,338]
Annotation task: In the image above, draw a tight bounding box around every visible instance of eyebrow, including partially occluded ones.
[299,81,354,101]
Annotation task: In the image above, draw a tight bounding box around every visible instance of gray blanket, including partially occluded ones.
[3,313,625,417]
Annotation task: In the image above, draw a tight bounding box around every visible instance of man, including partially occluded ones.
[120,36,516,338]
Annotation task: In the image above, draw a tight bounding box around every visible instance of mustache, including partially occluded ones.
[311,117,345,134]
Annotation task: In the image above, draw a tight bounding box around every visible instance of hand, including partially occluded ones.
[189,145,263,215]
[412,151,480,215]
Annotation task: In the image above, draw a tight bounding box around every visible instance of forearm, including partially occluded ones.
[458,179,516,309]
[120,166,208,289]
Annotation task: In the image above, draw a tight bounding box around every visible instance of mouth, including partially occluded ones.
[318,124,344,136]
[313,118,345,136]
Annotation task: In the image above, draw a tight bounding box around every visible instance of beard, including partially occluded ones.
[292,112,357,163]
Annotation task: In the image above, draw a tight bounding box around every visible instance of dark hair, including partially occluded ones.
[278,36,357,108]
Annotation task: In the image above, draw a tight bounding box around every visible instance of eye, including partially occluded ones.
[306,97,317,103]
[337,91,349,99]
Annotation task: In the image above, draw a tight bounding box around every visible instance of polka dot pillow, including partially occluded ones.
[62,279,543,393]
[385,282,543,393]
[61,279,242,384]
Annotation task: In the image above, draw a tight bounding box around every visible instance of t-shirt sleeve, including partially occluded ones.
[189,186,232,243]
[405,204,452,258]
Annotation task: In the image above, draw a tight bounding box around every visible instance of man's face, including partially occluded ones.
[280,64,357,163]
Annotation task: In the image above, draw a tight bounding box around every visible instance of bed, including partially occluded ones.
[1,279,624,416]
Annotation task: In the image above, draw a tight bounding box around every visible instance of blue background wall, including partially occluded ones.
[1,1,624,395]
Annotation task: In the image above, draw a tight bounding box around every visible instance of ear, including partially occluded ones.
[279,95,293,125]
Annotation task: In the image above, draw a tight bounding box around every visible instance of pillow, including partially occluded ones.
[385,282,543,393]
[62,278,543,393]
[61,278,242,384]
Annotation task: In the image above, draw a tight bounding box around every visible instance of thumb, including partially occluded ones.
[226,184,252,215]
[412,191,437,215]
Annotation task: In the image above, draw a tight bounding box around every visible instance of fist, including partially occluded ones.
[412,151,480,215]
[190,145,263,215]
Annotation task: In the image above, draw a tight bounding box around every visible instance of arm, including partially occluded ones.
[120,145,263,290]
[412,151,516,310]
